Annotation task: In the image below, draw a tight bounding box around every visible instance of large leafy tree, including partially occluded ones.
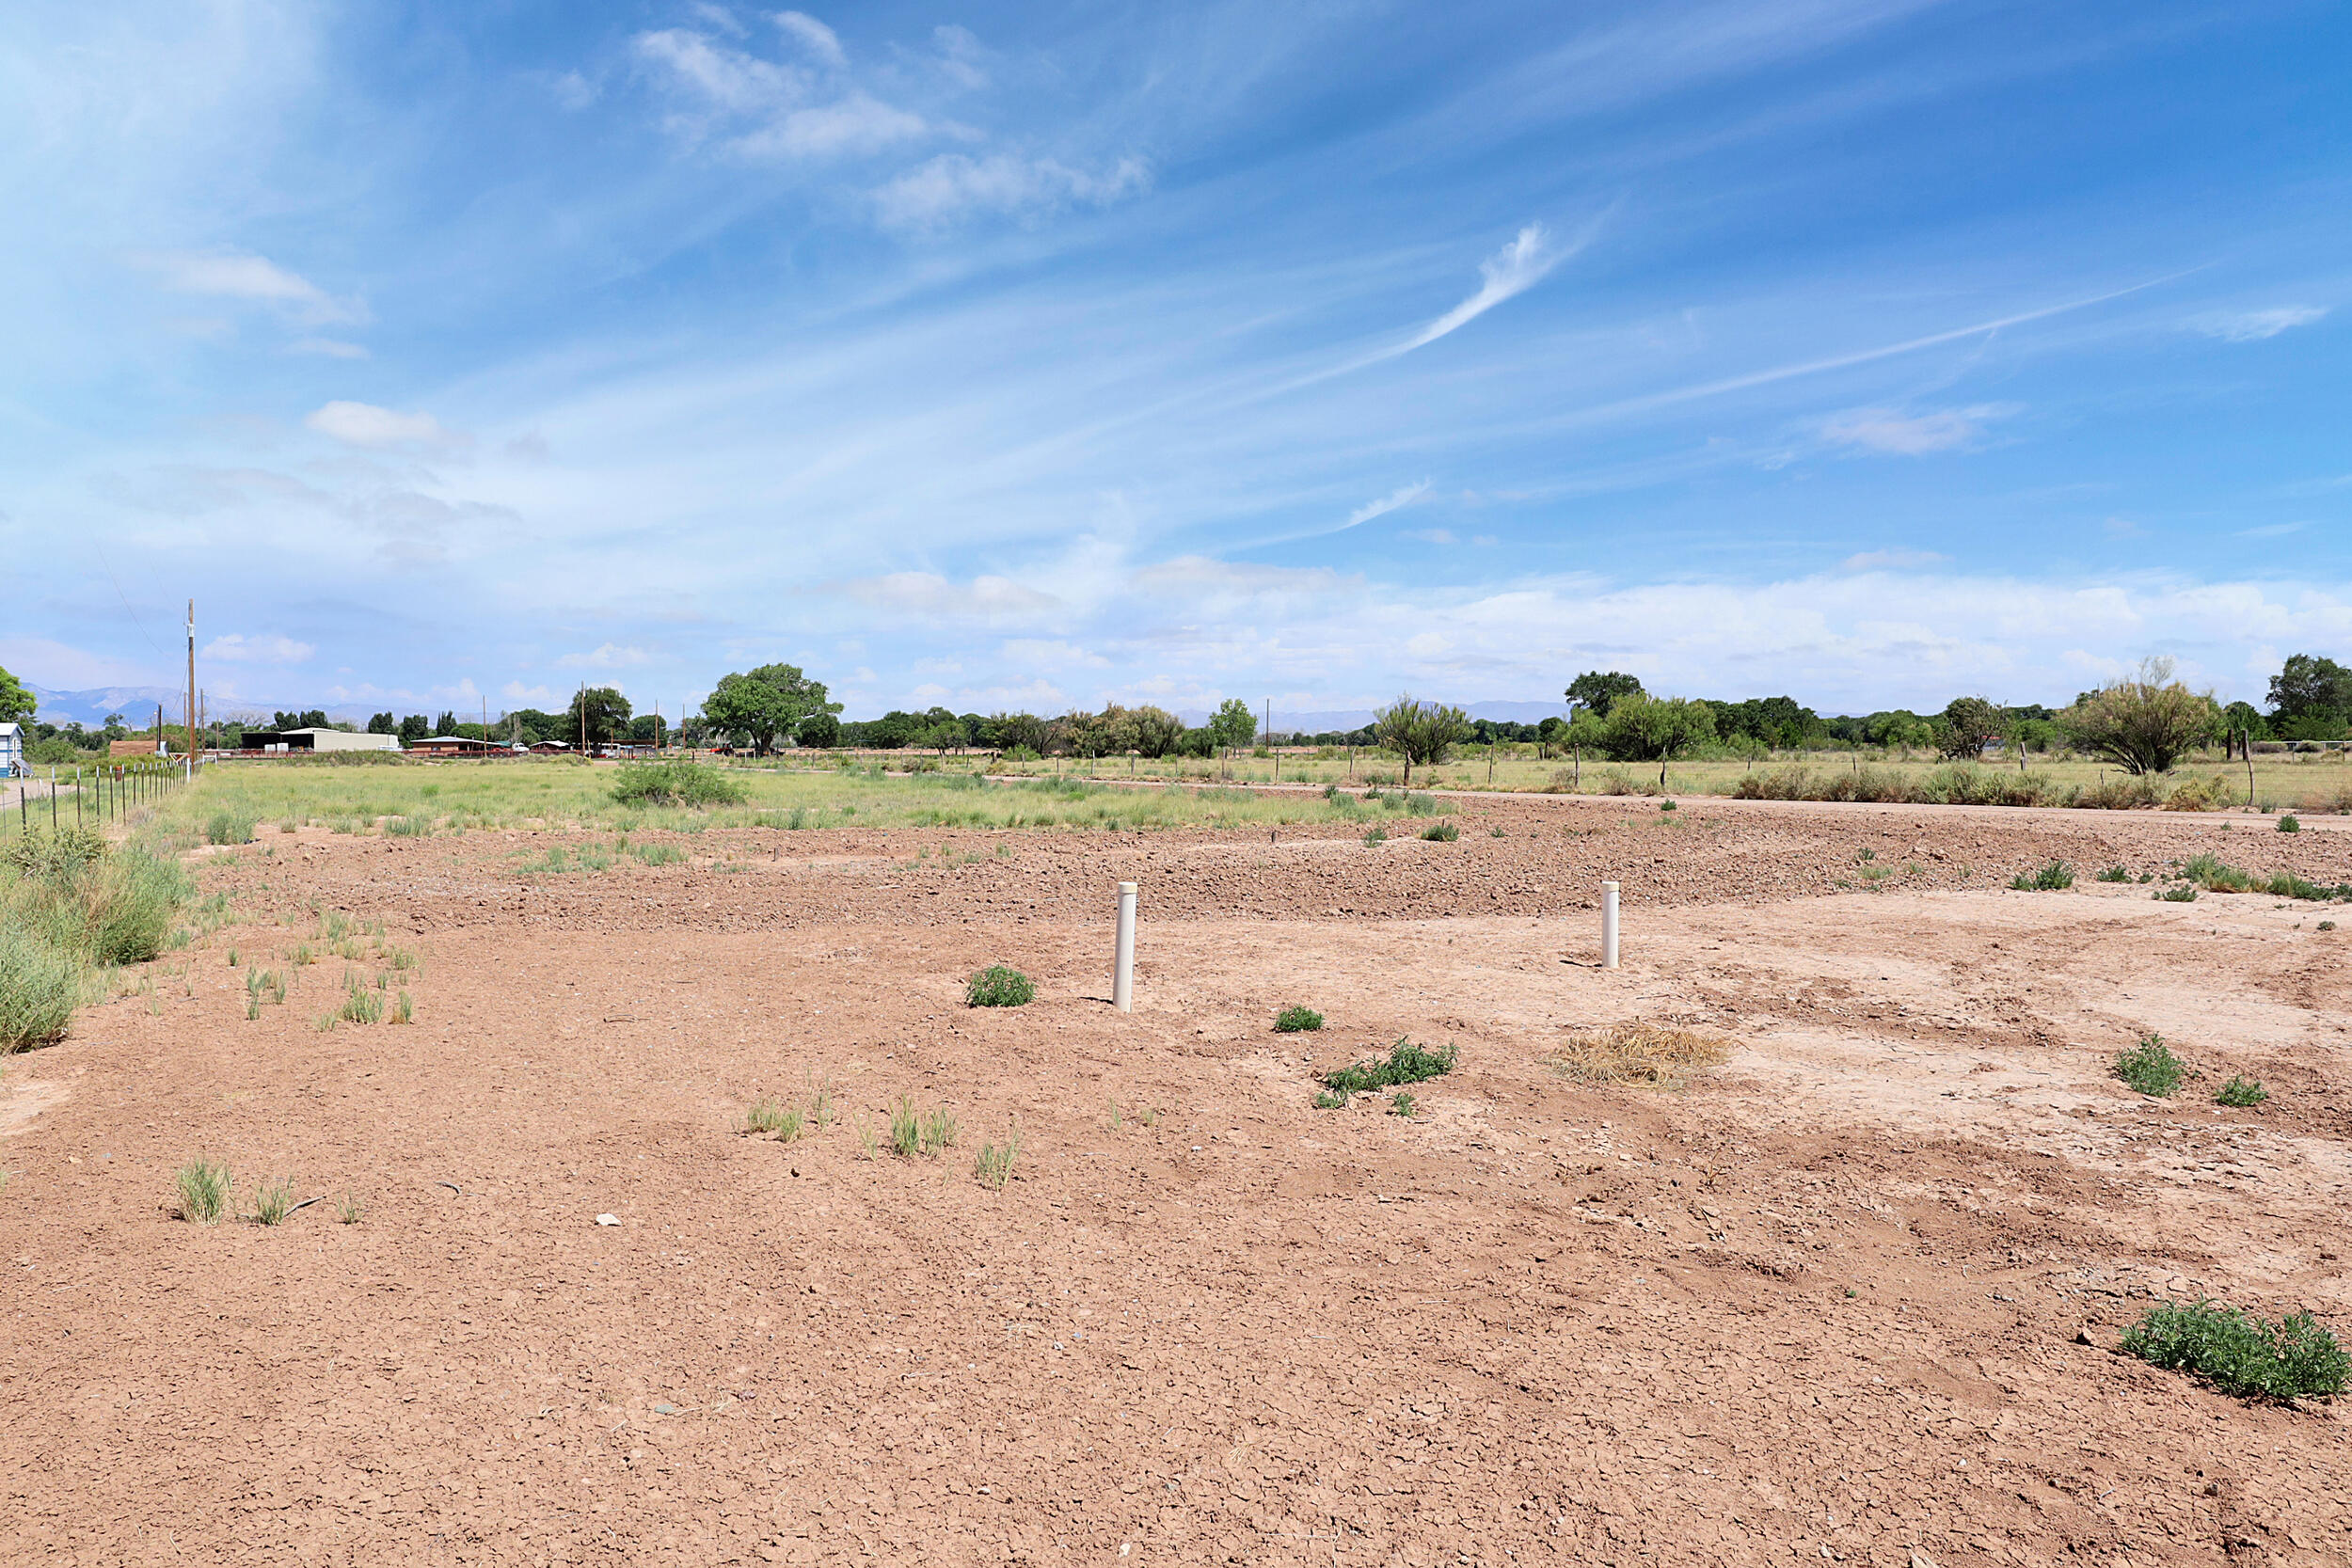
[1935,696,2004,759]
[1371,696,1471,784]
[700,663,840,755]
[1590,694,1716,762]
[0,665,31,727]
[2058,657,2218,775]
[1206,698,1257,754]
[567,686,633,748]
[1566,671,1645,719]
[2267,654,2352,737]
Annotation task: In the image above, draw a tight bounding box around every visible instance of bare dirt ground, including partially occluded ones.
[3,796,2349,1566]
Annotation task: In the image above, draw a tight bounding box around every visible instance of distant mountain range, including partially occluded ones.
[1174,700,1571,732]
[25,685,338,729]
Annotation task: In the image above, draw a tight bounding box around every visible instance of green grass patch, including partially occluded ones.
[975,1126,1021,1191]
[1274,1006,1324,1034]
[1422,821,1460,842]
[610,759,749,808]
[2120,1298,2348,1402]
[176,1158,232,1224]
[2010,861,2074,891]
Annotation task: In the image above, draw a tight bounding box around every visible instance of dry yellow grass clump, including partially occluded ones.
[1544,1022,1733,1087]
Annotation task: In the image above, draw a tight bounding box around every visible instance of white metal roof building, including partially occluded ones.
[243,726,400,753]
[0,722,21,776]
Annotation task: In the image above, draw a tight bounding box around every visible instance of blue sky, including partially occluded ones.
[4,0,2346,721]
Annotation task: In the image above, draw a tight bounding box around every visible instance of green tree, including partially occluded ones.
[1936,696,2004,759]
[1566,671,1645,720]
[1592,694,1716,762]
[567,686,633,749]
[397,715,430,743]
[699,663,839,754]
[366,712,396,735]
[2267,654,2352,735]
[2058,657,2220,775]
[0,665,33,727]
[1206,698,1257,754]
[434,711,457,736]
[795,711,839,749]
[2220,701,2268,759]
[1370,695,1471,784]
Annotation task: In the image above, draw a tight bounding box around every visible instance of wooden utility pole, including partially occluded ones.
[578,683,587,755]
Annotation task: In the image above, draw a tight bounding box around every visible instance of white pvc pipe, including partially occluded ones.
[1601,881,1620,970]
[1114,881,1137,1012]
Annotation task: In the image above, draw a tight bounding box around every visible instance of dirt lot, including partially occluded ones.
[3,795,2349,1565]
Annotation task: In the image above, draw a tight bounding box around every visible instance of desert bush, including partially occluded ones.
[1589,694,1717,763]
[1543,1022,1731,1087]
[1362,827,1386,845]
[609,759,749,808]
[2155,884,2199,902]
[2059,658,2221,775]
[1369,696,1471,784]
[2096,864,2131,882]
[0,925,80,1050]
[78,850,188,966]
[1422,821,1460,842]
[384,814,434,837]
[1389,1091,1419,1117]
[203,811,256,846]
[2071,774,2162,810]
[2010,862,2074,891]
[1322,1037,1457,1096]
[2159,775,2239,813]
[2215,1075,2268,1107]
[2115,1033,2185,1096]
[2119,1298,2347,1401]
[2278,815,2300,832]
[965,965,1035,1007]
[3,826,106,878]
[1274,1006,1324,1033]
[2181,853,2251,893]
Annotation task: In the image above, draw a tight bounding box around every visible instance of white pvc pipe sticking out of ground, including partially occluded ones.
[1601,881,1620,970]
[1114,881,1137,1012]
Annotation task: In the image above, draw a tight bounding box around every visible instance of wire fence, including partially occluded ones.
[3,757,200,839]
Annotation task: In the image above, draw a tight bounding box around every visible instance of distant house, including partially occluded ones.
[240,727,400,754]
[407,735,499,758]
[527,740,573,754]
[0,722,21,777]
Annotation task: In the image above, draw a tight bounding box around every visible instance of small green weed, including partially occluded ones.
[338,980,383,1025]
[889,1097,921,1157]
[2096,865,2131,882]
[1274,1006,1325,1034]
[746,1097,792,1135]
[2278,815,2300,833]
[2011,862,2074,891]
[2119,1298,2347,1401]
[2115,1033,2185,1097]
[336,1192,365,1225]
[1311,1088,1349,1110]
[177,1158,232,1223]
[2215,1074,2269,1108]
[1390,1090,1419,1117]
[2156,885,2199,902]
[1362,827,1387,845]
[1322,1037,1457,1096]
[975,1126,1021,1191]
[1422,821,1459,842]
[1660,800,1677,813]
[250,1177,297,1226]
[920,1107,959,1157]
[965,965,1035,1007]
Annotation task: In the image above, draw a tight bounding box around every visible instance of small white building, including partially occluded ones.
[247,726,400,754]
[0,722,22,776]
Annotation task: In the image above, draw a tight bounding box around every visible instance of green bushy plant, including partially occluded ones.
[1274,1006,1324,1034]
[609,759,749,807]
[2215,1075,2268,1107]
[2115,1033,2185,1096]
[2120,1298,2347,1401]
[1321,1037,1457,1097]
[965,965,1035,1007]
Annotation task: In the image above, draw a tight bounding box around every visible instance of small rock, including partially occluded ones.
[2074,1328,2096,1346]
[1911,1552,1941,1568]
[595,1213,621,1227]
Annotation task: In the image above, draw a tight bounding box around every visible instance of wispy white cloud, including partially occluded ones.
[287,337,369,359]
[202,633,315,665]
[1403,528,1457,545]
[875,153,1150,230]
[838,570,1063,622]
[1395,223,1566,354]
[775,11,848,70]
[632,20,925,162]
[1820,404,2011,455]
[557,642,653,668]
[1840,548,1949,570]
[2233,521,2307,539]
[304,401,469,451]
[2195,305,2327,342]
[134,249,367,326]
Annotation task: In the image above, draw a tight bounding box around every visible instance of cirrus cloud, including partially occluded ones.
[304,401,469,451]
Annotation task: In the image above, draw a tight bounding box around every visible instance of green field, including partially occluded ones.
[961,746,2352,813]
[143,757,1442,841]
